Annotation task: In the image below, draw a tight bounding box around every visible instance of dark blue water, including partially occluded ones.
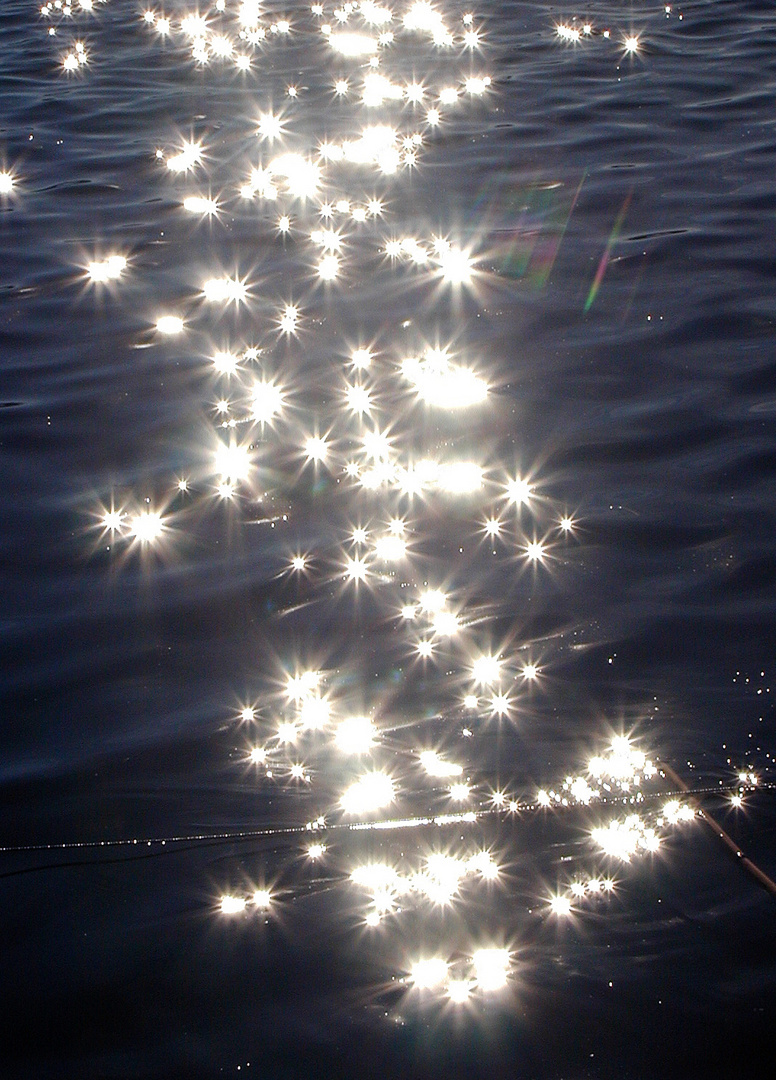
[2,1,775,1077]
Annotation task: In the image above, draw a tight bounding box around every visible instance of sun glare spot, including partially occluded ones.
[166,141,202,173]
[183,195,219,215]
[341,772,394,814]
[156,315,184,335]
[129,511,165,544]
[87,255,127,282]
[411,957,448,990]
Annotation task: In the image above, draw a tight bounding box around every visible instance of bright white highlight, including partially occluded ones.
[264,153,321,199]
[156,316,184,335]
[506,477,533,505]
[329,32,377,56]
[183,195,219,215]
[203,277,247,303]
[251,381,284,423]
[550,895,572,916]
[335,716,376,754]
[87,255,127,282]
[592,816,660,861]
[411,957,448,989]
[471,655,501,684]
[220,895,246,914]
[214,441,252,480]
[447,979,472,1003]
[401,352,488,408]
[373,534,406,561]
[472,948,509,991]
[435,462,483,493]
[166,141,202,173]
[341,772,395,814]
[419,751,463,778]
[129,511,164,543]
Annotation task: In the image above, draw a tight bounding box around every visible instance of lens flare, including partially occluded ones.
[60,0,741,1011]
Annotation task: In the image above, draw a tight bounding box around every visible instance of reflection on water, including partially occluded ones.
[2,0,776,1069]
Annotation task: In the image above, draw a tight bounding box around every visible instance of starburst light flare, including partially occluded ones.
[54,0,770,1019]
[341,772,395,815]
